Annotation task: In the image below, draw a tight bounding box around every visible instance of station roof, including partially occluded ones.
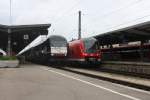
[17,35,48,56]
[0,24,51,54]
[0,24,51,33]
[95,21,150,45]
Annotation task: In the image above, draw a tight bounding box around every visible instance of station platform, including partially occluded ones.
[0,63,150,100]
[101,61,150,75]
[61,66,150,90]
[102,61,150,66]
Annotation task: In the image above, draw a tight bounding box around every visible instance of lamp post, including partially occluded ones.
[7,29,11,56]
[78,11,81,39]
[7,0,12,56]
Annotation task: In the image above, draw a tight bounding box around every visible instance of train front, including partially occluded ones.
[49,35,68,58]
[82,38,101,63]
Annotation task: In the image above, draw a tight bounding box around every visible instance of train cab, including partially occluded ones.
[49,35,68,57]
[68,37,101,64]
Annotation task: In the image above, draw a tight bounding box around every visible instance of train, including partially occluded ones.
[17,35,101,65]
[68,37,100,64]
[100,41,150,62]
[46,35,68,64]
[19,34,150,65]
[18,35,68,64]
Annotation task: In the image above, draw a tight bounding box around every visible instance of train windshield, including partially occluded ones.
[83,38,99,53]
[49,36,67,47]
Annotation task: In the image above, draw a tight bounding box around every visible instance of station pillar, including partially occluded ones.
[7,28,11,56]
[139,41,144,61]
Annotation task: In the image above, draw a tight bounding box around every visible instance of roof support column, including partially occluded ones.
[7,28,11,56]
[139,41,144,62]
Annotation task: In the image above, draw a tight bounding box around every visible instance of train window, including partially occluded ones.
[50,41,67,47]
[49,37,67,47]
[83,38,99,53]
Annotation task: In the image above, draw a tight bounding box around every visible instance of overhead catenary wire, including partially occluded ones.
[52,0,143,33]
[49,0,81,35]
[84,0,143,23]
[51,0,146,40]
[81,0,144,33]
[99,13,150,33]
[84,13,150,36]
[52,0,81,25]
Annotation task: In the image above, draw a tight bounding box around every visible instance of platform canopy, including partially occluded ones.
[17,35,48,56]
[0,24,51,33]
[95,21,150,45]
[0,24,51,55]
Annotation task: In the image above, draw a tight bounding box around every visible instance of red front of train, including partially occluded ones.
[68,38,101,63]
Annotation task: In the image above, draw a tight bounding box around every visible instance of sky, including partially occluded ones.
[0,0,150,40]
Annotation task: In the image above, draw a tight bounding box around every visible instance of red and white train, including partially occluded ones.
[67,37,101,64]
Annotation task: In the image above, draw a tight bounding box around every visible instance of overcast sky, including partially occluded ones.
[0,0,150,40]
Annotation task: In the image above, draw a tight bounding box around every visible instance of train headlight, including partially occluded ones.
[84,53,88,56]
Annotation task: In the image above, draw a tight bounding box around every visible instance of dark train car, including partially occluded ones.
[67,37,101,64]
[18,35,68,64]
[101,42,150,61]
[48,35,68,63]
[21,35,49,63]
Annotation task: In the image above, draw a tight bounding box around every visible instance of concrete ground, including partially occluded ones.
[61,66,150,88]
[0,64,149,100]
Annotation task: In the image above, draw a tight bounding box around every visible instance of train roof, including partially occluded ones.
[69,37,97,46]
[48,35,67,41]
[82,37,97,41]
[70,37,97,42]
[17,35,47,56]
